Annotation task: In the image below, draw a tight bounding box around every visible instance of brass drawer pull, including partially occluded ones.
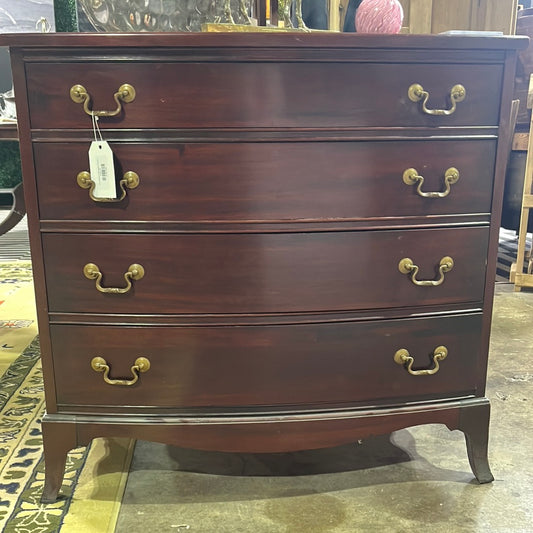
[77,170,140,202]
[402,167,459,198]
[91,356,150,386]
[83,263,145,294]
[408,83,466,116]
[70,83,136,117]
[394,346,448,376]
[398,256,454,286]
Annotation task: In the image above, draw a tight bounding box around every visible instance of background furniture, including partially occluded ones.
[2,32,526,503]
[0,0,54,231]
[511,74,533,288]
[504,7,533,235]
[0,182,25,235]
[0,124,24,236]
[0,54,23,236]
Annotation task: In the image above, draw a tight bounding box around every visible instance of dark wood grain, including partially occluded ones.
[52,398,479,453]
[25,61,503,130]
[50,313,482,410]
[42,227,489,314]
[34,139,496,222]
[40,397,493,501]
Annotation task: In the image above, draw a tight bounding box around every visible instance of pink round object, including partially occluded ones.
[355,0,404,34]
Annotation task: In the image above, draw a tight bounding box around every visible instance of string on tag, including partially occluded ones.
[91,113,104,142]
[88,113,117,199]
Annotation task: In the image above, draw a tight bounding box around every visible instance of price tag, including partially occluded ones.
[88,141,117,199]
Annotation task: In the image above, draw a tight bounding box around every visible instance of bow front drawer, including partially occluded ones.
[26,61,502,129]
[42,227,489,315]
[34,139,496,222]
[50,313,483,411]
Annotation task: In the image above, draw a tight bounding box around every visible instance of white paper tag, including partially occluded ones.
[88,141,117,199]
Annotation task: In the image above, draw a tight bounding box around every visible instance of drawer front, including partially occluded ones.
[43,227,488,314]
[50,313,483,410]
[34,140,496,222]
[26,62,502,129]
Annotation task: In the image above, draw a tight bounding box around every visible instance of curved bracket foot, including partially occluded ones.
[457,400,494,484]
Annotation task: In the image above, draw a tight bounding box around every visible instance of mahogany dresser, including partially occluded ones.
[1,32,527,503]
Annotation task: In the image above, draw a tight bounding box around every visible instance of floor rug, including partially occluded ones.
[1,326,134,531]
[0,260,37,377]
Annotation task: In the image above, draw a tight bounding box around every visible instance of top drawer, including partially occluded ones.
[25,62,503,130]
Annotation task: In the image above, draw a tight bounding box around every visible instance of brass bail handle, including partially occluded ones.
[394,346,448,376]
[83,263,145,294]
[70,83,136,117]
[91,356,151,386]
[402,167,460,198]
[408,83,466,116]
[77,170,140,202]
[398,256,454,286]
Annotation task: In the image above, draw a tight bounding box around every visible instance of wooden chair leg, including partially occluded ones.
[0,183,25,236]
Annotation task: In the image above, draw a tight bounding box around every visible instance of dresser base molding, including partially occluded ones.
[40,398,493,503]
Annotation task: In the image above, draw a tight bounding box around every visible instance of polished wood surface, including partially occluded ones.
[26,61,503,129]
[3,32,525,502]
[39,396,495,502]
[0,31,527,49]
[42,228,489,314]
[51,313,483,410]
[34,140,497,222]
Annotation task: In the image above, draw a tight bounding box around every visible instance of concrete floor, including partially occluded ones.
[115,284,533,533]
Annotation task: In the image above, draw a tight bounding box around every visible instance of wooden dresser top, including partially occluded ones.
[0,31,528,51]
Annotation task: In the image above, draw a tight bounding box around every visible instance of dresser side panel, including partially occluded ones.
[9,49,57,412]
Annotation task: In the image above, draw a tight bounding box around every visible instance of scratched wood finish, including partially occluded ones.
[50,313,483,410]
[42,227,489,315]
[34,139,497,222]
[25,61,503,129]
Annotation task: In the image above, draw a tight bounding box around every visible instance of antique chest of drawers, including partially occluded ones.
[1,32,527,503]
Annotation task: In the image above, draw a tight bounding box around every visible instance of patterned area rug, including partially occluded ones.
[0,261,37,383]
[0,338,135,533]
[0,261,134,532]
